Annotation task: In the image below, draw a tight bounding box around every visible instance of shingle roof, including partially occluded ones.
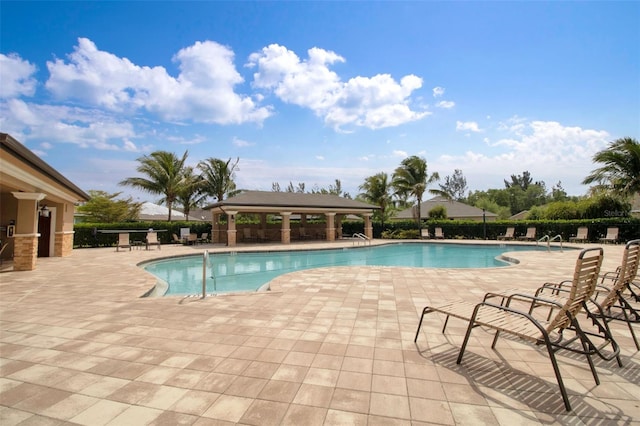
[394,196,498,219]
[207,190,378,213]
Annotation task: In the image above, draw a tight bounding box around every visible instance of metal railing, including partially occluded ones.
[537,234,563,252]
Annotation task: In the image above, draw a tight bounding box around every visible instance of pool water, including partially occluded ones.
[143,243,562,296]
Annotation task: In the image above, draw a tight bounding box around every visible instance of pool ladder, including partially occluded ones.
[537,235,563,252]
[352,233,371,246]
[202,250,218,298]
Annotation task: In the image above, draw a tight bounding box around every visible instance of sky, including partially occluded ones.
[1,1,639,204]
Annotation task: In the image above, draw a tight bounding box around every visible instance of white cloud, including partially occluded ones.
[456,120,482,132]
[0,99,139,151]
[435,120,610,195]
[0,53,37,99]
[436,100,455,109]
[248,44,429,131]
[392,150,408,158]
[432,86,445,97]
[232,137,253,147]
[316,155,325,161]
[45,38,272,125]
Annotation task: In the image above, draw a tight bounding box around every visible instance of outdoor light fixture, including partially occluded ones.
[39,204,50,218]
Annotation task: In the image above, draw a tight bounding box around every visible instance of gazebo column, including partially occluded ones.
[325,212,336,241]
[336,215,343,239]
[280,212,291,244]
[11,192,45,271]
[364,213,373,240]
[226,211,238,246]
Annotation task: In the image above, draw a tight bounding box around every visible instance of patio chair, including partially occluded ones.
[434,227,444,239]
[517,227,536,241]
[257,229,269,242]
[569,227,589,243]
[497,227,515,241]
[146,232,161,250]
[581,239,639,349]
[243,227,256,242]
[198,233,209,244]
[415,247,612,411]
[599,227,619,244]
[420,228,430,239]
[116,233,131,251]
[187,233,198,245]
[172,233,183,244]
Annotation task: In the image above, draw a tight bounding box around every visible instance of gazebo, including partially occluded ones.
[207,191,378,246]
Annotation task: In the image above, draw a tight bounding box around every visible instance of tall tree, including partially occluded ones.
[583,137,640,198]
[198,157,240,202]
[392,155,440,229]
[119,150,188,221]
[77,190,142,223]
[359,172,393,229]
[504,171,533,190]
[176,166,205,219]
[439,169,468,200]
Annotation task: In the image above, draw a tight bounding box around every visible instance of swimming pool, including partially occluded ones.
[142,242,563,296]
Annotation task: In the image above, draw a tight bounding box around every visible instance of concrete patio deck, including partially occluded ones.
[1,240,639,425]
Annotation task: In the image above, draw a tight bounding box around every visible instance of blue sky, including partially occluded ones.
[1,1,639,202]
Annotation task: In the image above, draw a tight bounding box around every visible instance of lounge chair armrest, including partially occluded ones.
[473,301,549,335]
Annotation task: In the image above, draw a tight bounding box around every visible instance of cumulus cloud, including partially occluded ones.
[0,99,139,151]
[0,53,37,98]
[248,44,429,131]
[435,119,610,194]
[432,86,445,97]
[456,120,482,132]
[46,38,271,124]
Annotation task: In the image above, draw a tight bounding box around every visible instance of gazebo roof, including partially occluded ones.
[207,190,378,215]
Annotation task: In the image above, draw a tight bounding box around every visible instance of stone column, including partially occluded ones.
[226,211,238,246]
[11,192,45,271]
[325,212,336,242]
[364,213,373,240]
[280,212,291,244]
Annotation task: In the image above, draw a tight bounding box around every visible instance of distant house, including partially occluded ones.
[138,202,208,222]
[393,197,498,222]
[509,210,529,221]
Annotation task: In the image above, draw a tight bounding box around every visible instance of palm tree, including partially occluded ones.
[119,150,188,221]
[198,157,240,202]
[583,137,640,198]
[176,166,206,219]
[392,155,440,230]
[359,172,393,229]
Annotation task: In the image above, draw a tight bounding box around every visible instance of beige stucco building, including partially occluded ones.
[0,133,90,271]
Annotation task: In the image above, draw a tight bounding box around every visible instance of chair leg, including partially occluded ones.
[544,343,572,411]
[414,307,428,342]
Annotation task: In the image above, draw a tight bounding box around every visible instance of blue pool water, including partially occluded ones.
[142,243,563,296]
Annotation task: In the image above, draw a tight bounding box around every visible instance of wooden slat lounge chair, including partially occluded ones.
[116,233,131,251]
[517,227,536,241]
[569,226,589,243]
[415,247,612,411]
[434,227,444,239]
[544,239,640,350]
[146,232,161,250]
[497,227,515,240]
[599,227,619,244]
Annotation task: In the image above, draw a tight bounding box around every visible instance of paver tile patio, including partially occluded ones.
[1,240,639,424]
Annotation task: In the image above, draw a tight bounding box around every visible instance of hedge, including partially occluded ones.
[74,222,212,248]
[74,217,639,248]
